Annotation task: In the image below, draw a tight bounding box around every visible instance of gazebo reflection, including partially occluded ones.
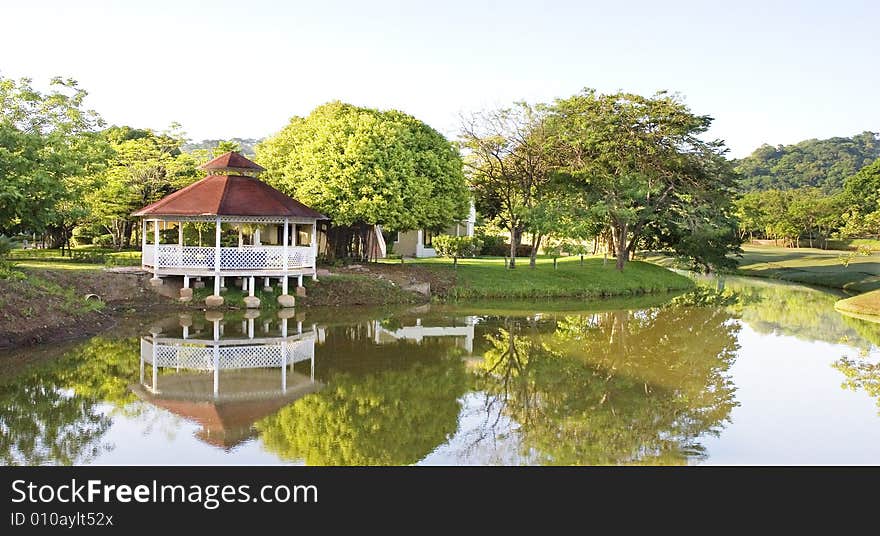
[132,311,321,449]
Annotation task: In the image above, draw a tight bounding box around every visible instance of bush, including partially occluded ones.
[433,235,483,258]
[72,227,96,245]
[93,234,115,248]
[477,234,507,256]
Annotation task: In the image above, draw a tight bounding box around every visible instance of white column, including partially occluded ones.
[141,219,147,268]
[311,221,318,281]
[139,347,145,384]
[248,317,254,339]
[298,274,303,287]
[282,218,289,294]
[152,219,161,280]
[183,325,189,339]
[263,276,270,289]
[183,275,190,288]
[178,222,183,248]
[249,276,255,297]
[214,217,222,296]
[254,227,261,246]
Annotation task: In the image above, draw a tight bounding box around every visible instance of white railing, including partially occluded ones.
[141,336,315,371]
[145,245,315,271]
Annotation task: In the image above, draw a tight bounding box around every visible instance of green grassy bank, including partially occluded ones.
[735,244,880,294]
[385,255,694,299]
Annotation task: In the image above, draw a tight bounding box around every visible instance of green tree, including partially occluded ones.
[256,102,469,259]
[460,102,556,268]
[547,89,738,270]
[88,125,201,248]
[0,75,108,249]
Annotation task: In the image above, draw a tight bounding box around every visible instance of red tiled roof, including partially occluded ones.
[132,175,327,218]
[200,151,266,172]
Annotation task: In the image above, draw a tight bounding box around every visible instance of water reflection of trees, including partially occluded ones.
[0,337,139,465]
[471,291,740,465]
[255,324,469,465]
[833,317,880,412]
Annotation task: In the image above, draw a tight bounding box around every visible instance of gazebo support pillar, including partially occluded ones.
[277,217,295,308]
[205,216,224,307]
[311,221,318,282]
[150,220,161,284]
[244,275,261,309]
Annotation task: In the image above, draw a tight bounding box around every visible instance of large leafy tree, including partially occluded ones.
[256,102,470,259]
[459,102,558,267]
[88,125,201,248]
[547,89,738,270]
[0,75,108,248]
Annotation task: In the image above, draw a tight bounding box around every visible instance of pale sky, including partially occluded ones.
[2,0,877,157]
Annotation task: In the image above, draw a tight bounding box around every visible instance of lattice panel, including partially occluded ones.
[151,246,314,271]
[287,247,314,268]
[179,247,216,268]
[143,339,315,371]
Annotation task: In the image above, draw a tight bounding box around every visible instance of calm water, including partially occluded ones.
[2,276,879,465]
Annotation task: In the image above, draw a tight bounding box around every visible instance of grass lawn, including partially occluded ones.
[7,247,141,268]
[381,255,693,299]
[735,244,880,293]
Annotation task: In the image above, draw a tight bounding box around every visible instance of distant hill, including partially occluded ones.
[734,131,879,192]
[182,138,262,157]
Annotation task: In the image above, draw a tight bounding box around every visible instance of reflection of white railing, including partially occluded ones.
[144,245,315,271]
[141,334,315,371]
[373,317,476,354]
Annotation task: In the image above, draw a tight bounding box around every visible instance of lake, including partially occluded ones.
[2,275,879,465]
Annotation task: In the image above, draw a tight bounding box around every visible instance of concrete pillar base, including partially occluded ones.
[295,286,307,298]
[179,287,193,299]
[277,308,297,319]
[149,277,163,287]
[243,296,261,309]
[205,295,225,307]
[179,296,192,303]
[193,280,206,289]
[278,294,296,308]
[205,310,224,322]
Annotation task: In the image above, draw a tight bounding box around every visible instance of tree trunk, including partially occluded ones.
[614,221,627,271]
[529,234,542,269]
[508,228,517,269]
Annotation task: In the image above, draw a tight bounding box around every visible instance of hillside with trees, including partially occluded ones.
[734,132,879,192]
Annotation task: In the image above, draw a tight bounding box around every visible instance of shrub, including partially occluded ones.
[433,235,483,259]
[93,234,115,248]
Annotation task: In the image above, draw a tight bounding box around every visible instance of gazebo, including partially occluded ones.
[133,152,327,307]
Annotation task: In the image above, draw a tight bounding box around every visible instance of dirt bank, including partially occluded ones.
[0,264,444,350]
[0,268,171,350]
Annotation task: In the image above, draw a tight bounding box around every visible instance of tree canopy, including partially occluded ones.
[0,75,108,247]
[256,102,470,258]
[546,89,740,270]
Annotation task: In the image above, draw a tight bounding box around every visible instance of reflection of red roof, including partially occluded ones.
[200,151,266,172]
[132,175,327,218]
[131,373,321,449]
